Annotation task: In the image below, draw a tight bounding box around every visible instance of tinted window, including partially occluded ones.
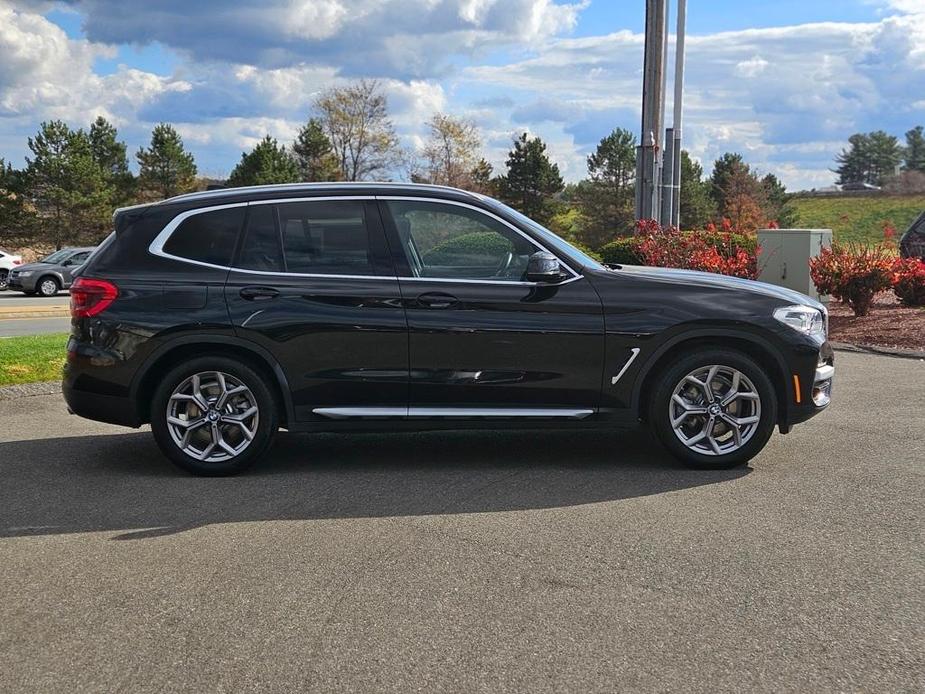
[385,200,539,281]
[42,250,71,264]
[277,201,375,276]
[163,207,243,266]
[69,252,91,263]
[238,204,283,272]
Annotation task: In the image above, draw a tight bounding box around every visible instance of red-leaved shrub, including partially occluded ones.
[633,220,758,279]
[892,257,925,307]
[809,244,894,317]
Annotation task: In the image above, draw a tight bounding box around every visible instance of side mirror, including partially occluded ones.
[526,251,564,283]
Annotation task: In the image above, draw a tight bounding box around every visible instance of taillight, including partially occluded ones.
[12,259,22,265]
[70,277,118,318]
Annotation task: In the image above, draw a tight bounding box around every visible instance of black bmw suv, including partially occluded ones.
[65,183,834,475]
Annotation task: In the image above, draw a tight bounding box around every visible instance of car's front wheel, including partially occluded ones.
[648,348,778,469]
[37,276,59,297]
[151,356,279,476]
[0,269,8,290]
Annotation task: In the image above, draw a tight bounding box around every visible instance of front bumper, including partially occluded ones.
[783,346,834,430]
[7,275,37,292]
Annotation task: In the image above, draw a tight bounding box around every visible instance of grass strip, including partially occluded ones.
[0,333,69,386]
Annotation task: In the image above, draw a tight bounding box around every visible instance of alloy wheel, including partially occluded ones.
[166,371,259,463]
[669,364,762,457]
[39,278,58,296]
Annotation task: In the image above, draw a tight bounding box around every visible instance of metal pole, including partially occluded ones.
[635,0,667,223]
[660,127,674,223]
[670,0,687,228]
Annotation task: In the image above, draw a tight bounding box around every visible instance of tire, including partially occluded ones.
[0,269,8,290]
[150,356,279,476]
[37,276,59,297]
[648,348,778,469]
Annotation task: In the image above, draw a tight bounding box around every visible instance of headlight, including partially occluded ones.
[773,304,826,341]
[18,271,33,277]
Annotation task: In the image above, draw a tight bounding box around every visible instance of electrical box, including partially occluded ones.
[757,228,833,303]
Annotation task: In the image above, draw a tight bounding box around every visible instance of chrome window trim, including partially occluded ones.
[147,195,586,287]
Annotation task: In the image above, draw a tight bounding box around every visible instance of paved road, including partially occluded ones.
[0,317,70,337]
[0,351,921,692]
[0,291,69,306]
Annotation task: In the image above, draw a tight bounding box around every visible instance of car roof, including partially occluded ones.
[114,182,485,218]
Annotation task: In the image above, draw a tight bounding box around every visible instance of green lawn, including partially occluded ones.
[790,194,925,245]
[0,333,69,386]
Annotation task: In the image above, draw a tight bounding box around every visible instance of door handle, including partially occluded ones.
[239,286,280,301]
[416,292,458,309]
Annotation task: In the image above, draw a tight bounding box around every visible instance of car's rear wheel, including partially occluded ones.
[648,348,777,469]
[37,276,59,297]
[151,356,278,476]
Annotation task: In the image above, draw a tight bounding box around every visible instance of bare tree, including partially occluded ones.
[420,114,482,188]
[313,80,400,181]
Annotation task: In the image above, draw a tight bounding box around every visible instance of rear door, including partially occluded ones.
[224,197,408,423]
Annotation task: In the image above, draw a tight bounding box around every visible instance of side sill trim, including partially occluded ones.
[312,407,595,420]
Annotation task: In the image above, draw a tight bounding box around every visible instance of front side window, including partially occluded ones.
[163,207,244,266]
[385,200,539,281]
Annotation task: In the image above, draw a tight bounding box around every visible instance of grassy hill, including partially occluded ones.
[790,194,925,245]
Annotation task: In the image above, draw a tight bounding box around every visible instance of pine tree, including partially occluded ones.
[834,131,903,186]
[496,133,564,225]
[903,125,925,173]
[292,118,341,182]
[469,158,494,195]
[575,128,636,247]
[136,123,197,200]
[678,151,715,229]
[25,121,112,248]
[761,173,796,228]
[227,135,300,187]
[89,116,134,206]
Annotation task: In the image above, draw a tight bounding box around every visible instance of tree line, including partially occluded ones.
[834,125,925,191]
[2,77,798,252]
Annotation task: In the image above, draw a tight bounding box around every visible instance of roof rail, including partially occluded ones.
[157,181,482,206]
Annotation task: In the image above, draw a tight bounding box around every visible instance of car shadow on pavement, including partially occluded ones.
[0,427,750,540]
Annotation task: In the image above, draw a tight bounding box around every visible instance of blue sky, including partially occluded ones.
[1,0,923,190]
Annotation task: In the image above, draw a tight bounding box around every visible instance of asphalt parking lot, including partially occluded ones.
[0,350,922,692]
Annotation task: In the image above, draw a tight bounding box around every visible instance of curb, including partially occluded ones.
[0,381,61,401]
[831,341,925,360]
[0,306,70,319]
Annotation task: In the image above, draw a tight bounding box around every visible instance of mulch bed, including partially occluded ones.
[827,292,925,352]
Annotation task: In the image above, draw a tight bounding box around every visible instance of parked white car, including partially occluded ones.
[0,248,24,290]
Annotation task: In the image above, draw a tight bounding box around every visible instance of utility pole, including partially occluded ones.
[635,0,667,222]
[670,0,687,227]
[637,0,686,227]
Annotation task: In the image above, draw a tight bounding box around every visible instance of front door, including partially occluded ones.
[380,198,604,416]
[224,198,408,422]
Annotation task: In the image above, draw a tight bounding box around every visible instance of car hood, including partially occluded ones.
[604,264,825,310]
[13,262,59,272]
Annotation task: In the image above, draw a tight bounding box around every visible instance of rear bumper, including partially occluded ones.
[63,378,141,428]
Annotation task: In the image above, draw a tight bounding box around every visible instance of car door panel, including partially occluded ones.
[379,198,605,410]
[224,199,408,422]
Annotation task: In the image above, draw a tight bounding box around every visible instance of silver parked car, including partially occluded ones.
[7,247,96,296]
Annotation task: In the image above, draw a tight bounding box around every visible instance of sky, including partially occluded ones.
[1,0,923,191]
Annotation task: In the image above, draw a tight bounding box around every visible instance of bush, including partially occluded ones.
[892,257,925,307]
[809,244,895,316]
[423,232,513,265]
[600,237,643,265]
[632,221,759,279]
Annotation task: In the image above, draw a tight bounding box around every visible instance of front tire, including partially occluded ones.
[151,356,279,476]
[0,269,8,290]
[37,276,59,297]
[648,348,777,469]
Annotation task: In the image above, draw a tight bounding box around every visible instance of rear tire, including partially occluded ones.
[648,348,777,469]
[150,356,279,476]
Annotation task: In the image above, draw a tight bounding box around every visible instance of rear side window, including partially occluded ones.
[237,200,377,276]
[163,207,244,266]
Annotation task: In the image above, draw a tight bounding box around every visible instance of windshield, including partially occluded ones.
[478,197,605,271]
[41,250,71,264]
